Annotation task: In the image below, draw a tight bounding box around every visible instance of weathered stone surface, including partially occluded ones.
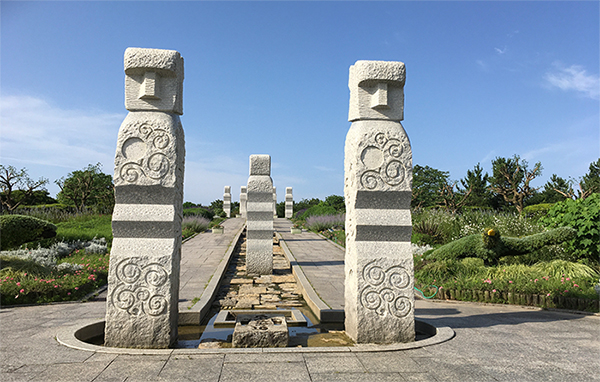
[285,187,293,218]
[229,278,253,285]
[105,48,185,349]
[239,285,268,295]
[223,186,231,218]
[232,315,289,348]
[235,296,259,309]
[240,186,247,218]
[344,60,415,344]
[124,47,184,115]
[246,155,274,275]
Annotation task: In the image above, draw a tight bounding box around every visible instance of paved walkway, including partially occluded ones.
[2,298,598,381]
[1,217,599,381]
[178,218,245,312]
[274,218,345,311]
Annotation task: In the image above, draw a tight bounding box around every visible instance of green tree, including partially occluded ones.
[293,198,321,215]
[579,158,600,199]
[411,165,449,209]
[538,174,573,203]
[438,181,471,213]
[325,195,345,213]
[55,163,114,213]
[0,165,49,213]
[460,163,492,207]
[488,155,542,213]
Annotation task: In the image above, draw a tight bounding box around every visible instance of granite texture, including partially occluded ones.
[285,187,293,218]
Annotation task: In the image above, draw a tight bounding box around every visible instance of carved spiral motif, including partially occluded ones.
[110,259,169,316]
[358,133,408,190]
[118,122,172,183]
[359,260,412,318]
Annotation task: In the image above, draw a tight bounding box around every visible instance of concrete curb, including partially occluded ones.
[178,221,246,325]
[276,232,345,323]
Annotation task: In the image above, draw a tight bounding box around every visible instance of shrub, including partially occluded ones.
[182,216,210,234]
[300,204,337,220]
[522,203,555,220]
[305,213,345,232]
[413,219,444,245]
[183,207,214,220]
[0,215,57,250]
[540,193,600,264]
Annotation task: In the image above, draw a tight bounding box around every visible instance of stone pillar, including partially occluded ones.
[344,60,414,344]
[246,155,273,276]
[105,48,185,348]
[240,186,247,218]
[285,187,293,218]
[223,186,231,218]
[273,187,278,218]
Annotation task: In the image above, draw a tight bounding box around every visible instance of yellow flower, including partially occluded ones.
[487,229,496,237]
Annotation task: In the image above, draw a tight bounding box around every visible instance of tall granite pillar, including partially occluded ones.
[246,155,274,275]
[344,60,414,344]
[240,186,247,218]
[273,187,278,218]
[285,187,293,218]
[223,186,231,218]
[105,48,185,348]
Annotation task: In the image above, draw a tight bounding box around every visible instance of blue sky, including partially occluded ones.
[1,1,598,206]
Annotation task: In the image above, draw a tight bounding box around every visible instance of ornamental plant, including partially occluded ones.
[540,193,600,264]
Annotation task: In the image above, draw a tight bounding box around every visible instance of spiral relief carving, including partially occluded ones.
[359,132,408,190]
[111,258,168,316]
[118,123,172,183]
[359,260,412,318]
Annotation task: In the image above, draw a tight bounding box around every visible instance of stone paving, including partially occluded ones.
[178,218,246,312]
[274,218,345,311]
[1,216,599,381]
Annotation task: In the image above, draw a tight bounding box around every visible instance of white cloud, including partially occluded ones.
[0,95,124,169]
[494,46,507,55]
[544,63,600,100]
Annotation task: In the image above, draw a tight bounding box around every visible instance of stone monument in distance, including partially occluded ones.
[285,187,293,218]
[246,155,274,275]
[344,60,414,344]
[223,186,231,218]
[240,186,248,218]
[105,48,185,348]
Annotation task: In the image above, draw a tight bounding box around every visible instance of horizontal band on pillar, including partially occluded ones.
[246,220,274,230]
[112,221,177,239]
[354,209,411,226]
[246,230,274,240]
[354,241,414,257]
[355,225,412,242]
[111,237,176,256]
[113,204,175,221]
[246,211,275,220]
[115,185,177,205]
[355,191,411,210]
[247,192,275,203]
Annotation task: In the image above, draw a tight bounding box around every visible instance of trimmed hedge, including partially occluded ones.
[0,215,57,250]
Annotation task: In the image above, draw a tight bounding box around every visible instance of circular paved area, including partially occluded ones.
[1,298,598,381]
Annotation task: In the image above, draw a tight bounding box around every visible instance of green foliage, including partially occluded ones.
[54,214,113,245]
[0,250,109,306]
[460,163,492,208]
[412,165,449,209]
[539,175,573,203]
[276,201,285,218]
[429,227,576,265]
[581,159,600,196]
[183,207,214,220]
[412,219,444,245]
[540,193,600,263]
[488,155,542,213]
[522,203,555,221]
[0,165,49,213]
[0,215,57,250]
[293,198,322,217]
[209,199,224,216]
[299,203,337,219]
[324,195,345,213]
[56,163,114,213]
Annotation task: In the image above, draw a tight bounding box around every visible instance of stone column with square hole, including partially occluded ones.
[105,48,185,348]
[223,186,231,218]
[285,187,293,218]
[240,186,248,218]
[344,60,414,344]
[246,155,274,275]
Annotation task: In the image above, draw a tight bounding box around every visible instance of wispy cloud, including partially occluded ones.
[494,46,507,55]
[314,165,336,172]
[544,62,600,100]
[0,95,124,169]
